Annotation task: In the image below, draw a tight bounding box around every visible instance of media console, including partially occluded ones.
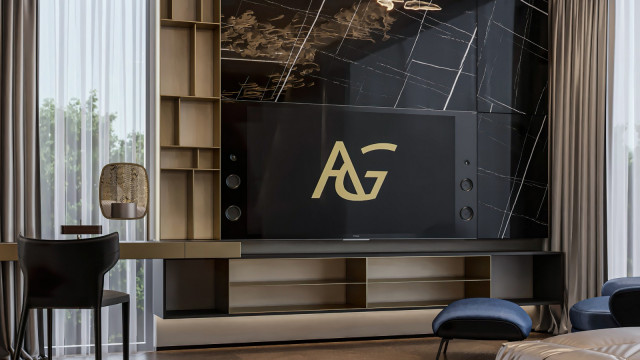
[153,251,563,319]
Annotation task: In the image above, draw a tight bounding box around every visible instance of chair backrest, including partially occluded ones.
[17,232,119,309]
[609,286,640,327]
[601,277,640,297]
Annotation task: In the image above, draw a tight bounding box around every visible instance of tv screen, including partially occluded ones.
[222,102,477,239]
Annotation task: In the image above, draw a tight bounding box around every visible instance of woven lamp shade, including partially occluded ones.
[99,163,149,219]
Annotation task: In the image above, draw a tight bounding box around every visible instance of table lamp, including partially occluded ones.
[99,163,149,220]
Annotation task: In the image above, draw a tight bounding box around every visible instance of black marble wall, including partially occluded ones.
[221,0,549,239]
[475,0,548,238]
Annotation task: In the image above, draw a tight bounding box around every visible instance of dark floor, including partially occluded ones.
[65,332,549,360]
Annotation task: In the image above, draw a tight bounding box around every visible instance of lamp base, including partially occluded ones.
[111,202,137,219]
[60,225,103,235]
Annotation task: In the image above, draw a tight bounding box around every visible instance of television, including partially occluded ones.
[222,101,477,240]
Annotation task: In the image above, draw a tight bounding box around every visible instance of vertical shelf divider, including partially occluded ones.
[190,24,197,96]
[187,170,195,239]
[197,0,204,22]
[175,98,181,146]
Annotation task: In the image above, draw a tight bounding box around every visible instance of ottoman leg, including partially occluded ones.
[436,338,450,360]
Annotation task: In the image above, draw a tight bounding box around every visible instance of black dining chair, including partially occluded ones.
[14,233,129,360]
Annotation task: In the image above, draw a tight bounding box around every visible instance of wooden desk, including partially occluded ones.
[0,240,240,354]
[0,241,241,261]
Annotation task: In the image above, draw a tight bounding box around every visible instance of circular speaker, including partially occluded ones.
[460,178,473,192]
[229,154,238,162]
[225,205,242,221]
[226,174,241,189]
[460,206,474,221]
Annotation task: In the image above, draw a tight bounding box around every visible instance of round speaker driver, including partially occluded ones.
[460,178,474,192]
[460,206,474,221]
[225,205,242,221]
[226,174,241,189]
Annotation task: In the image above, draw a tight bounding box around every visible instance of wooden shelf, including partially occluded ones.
[160,95,221,101]
[229,304,364,314]
[161,145,220,149]
[229,280,366,287]
[161,168,220,171]
[503,298,562,306]
[0,241,240,261]
[367,300,458,309]
[161,19,220,29]
[368,276,490,284]
[163,309,227,319]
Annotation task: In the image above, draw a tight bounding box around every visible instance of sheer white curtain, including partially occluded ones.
[607,0,640,279]
[38,0,149,355]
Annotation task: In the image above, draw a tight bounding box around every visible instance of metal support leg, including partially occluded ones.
[47,309,53,360]
[443,339,449,355]
[37,309,45,360]
[122,301,130,360]
[94,307,102,360]
[436,338,449,360]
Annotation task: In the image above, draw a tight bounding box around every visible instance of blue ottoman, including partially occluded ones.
[432,298,532,360]
[569,296,618,332]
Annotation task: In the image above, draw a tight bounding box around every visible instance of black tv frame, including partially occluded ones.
[222,101,478,241]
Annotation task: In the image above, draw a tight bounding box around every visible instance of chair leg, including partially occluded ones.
[37,309,45,358]
[436,338,449,360]
[122,302,129,360]
[443,339,450,354]
[47,309,53,360]
[13,306,29,360]
[93,308,101,360]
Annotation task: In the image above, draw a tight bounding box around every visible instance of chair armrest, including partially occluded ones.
[609,286,640,327]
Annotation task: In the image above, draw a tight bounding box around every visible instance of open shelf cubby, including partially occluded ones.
[227,258,367,314]
[160,0,220,24]
[159,21,220,97]
[155,259,229,318]
[366,256,491,309]
[159,0,220,240]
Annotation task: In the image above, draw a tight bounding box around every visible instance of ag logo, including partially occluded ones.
[312,141,397,201]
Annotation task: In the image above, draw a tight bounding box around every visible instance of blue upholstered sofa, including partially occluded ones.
[569,277,640,331]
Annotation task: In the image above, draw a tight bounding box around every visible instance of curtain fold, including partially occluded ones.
[0,0,40,358]
[544,0,608,333]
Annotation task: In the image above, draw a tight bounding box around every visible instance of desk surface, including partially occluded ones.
[0,241,241,261]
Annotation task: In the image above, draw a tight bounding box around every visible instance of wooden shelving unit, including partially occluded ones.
[154,252,563,318]
[159,0,221,240]
[154,255,529,318]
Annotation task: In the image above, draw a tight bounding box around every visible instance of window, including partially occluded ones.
[607,0,640,279]
[38,0,151,354]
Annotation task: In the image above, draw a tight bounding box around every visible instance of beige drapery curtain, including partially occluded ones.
[0,0,40,358]
[541,0,608,334]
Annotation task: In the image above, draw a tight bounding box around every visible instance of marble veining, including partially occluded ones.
[477,0,548,114]
[221,0,477,110]
[477,113,549,239]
